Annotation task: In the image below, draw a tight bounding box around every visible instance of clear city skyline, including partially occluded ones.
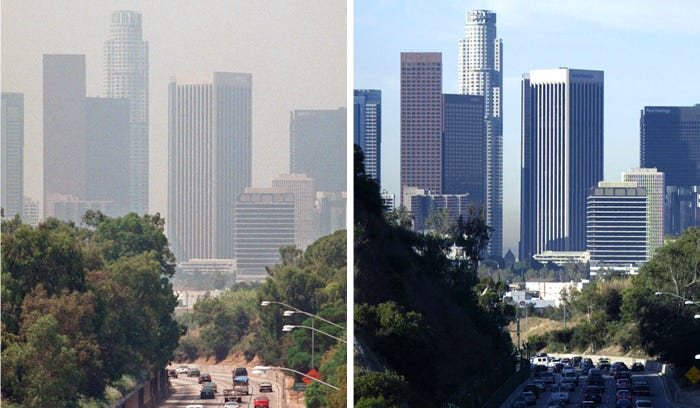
[1,0,347,222]
[355,0,700,257]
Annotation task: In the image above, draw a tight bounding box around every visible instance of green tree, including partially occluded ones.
[425,207,450,236]
[384,205,413,229]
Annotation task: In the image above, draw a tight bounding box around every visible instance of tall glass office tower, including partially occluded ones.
[458,10,503,257]
[104,10,149,214]
[520,68,604,259]
[354,89,382,184]
[168,73,252,262]
[2,92,24,220]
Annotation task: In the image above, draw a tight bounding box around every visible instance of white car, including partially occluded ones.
[175,365,190,374]
[224,403,240,408]
[186,405,204,408]
[634,400,653,408]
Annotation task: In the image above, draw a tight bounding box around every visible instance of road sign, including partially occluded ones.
[685,366,700,384]
[293,382,307,391]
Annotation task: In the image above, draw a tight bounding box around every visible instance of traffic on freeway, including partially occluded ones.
[504,355,676,408]
[159,365,283,408]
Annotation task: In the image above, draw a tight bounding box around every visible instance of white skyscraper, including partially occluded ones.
[168,72,252,262]
[104,10,149,214]
[458,10,503,257]
[622,168,665,259]
[272,173,317,249]
[2,92,24,221]
[521,68,604,259]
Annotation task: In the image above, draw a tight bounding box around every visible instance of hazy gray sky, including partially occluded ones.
[1,0,347,220]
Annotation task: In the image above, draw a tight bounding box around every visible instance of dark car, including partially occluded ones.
[583,385,603,404]
[523,383,540,398]
[616,399,633,408]
[188,368,201,377]
[198,373,212,384]
[167,369,178,378]
[572,356,582,367]
[631,362,645,372]
[233,367,248,378]
[598,361,611,371]
[200,387,215,399]
[579,402,596,408]
[616,378,631,390]
[520,391,537,406]
[616,389,632,401]
[511,402,527,408]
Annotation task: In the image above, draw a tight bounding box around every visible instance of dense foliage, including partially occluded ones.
[354,146,515,407]
[1,213,180,407]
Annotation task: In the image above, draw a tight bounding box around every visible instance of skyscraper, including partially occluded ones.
[2,92,24,220]
[640,105,700,235]
[354,89,382,184]
[272,173,316,249]
[290,108,347,193]
[168,72,252,262]
[104,10,149,214]
[520,68,604,259]
[442,93,485,206]
[43,54,86,218]
[587,182,648,266]
[622,168,665,259]
[458,9,503,256]
[233,188,295,280]
[85,97,130,217]
[400,52,443,200]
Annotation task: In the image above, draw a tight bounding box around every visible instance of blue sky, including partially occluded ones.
[354,0,700,257]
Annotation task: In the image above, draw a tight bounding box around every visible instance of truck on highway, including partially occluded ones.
[233,375,249,395]
[223,388,243,402]
[549,384,570,404]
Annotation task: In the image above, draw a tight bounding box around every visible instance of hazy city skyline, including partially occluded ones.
[355,0,700,257]
[2,0,347,222]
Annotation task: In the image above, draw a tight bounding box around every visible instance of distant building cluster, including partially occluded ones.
[1,9,347,284]
[354,7,699,270]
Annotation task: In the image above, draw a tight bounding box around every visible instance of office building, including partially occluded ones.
[85,97,130,217]
[168,72,252,262]
[104,10,149,214]
[22,196,39,227]
[458,9,503,256]
[587,182,648,266]
[520,68,604,259]
[317,191,347,237]
[622,168,665,259]
[290,108,346,193]
[400,52,443,201]
[354,89,382,184]
[49,194,109,225]
[381,190,395,212]
[640,105,700,235]
[2,92,24,220]
[233,188,295,280]
[405,189,471,233]
[43,54,86,218]
[442,93,485,205]
[272,173,316,249]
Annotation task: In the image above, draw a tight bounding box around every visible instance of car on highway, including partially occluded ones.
[560,379,575,392]
[522,382,540,398]
[186,405,203,408]
[579,401,595,408]
[511,401,527,408]
[259,381,273,392]
[563,369,579,385]
[634,400,653,408]
[201,381,217,392]
[632,380,651,395]
[631,362,644,372]
[616,389,632,401]
[224,402,241,408]
[583,385,603,404]
[519,391,537,405]
[188,368,200,377]
[616,378,631,390]
[167,369,178,378]
[572,356,582,367]
[253,396,270,407]
[198,373,211,384]
[233,366,248,378]
[200,387,215,399]
[532,380,546,393]
[540,371,555,387]
[616,399,633,408]
[176,365,190,374]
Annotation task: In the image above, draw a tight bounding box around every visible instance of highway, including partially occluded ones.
[159,366,286,408]
[502,363,676,408]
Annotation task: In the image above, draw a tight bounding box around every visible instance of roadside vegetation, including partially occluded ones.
[354,146,516,407]
[1,212,180,407]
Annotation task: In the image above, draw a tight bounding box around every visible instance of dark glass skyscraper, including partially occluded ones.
[640,104,700,235]
[354,89,382,184]
[520,68,604,259]
[442,93,485,205]
[290,108,347,193]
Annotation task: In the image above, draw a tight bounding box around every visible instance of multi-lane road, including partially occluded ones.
[503,365,676,408]
[159,366,285,408]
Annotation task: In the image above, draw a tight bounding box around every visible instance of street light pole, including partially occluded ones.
[283,324,348,343]
[251,366,339,390]
[654,291,699,307]
[262,300,345,330]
